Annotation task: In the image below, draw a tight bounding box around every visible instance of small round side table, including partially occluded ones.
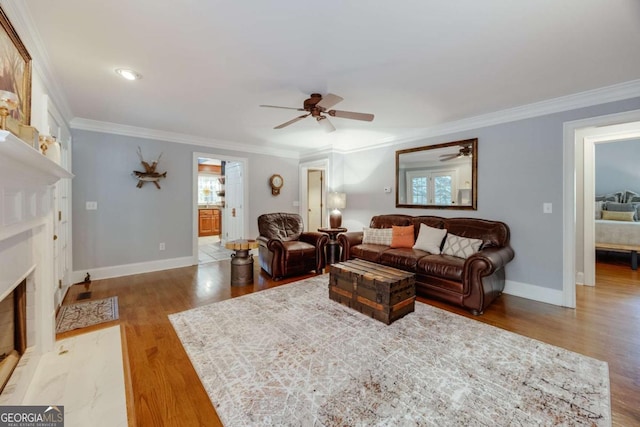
[225,239,259,286]
[318,227,347,265]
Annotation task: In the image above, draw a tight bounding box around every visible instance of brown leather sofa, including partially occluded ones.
[257,213,329,280]
[338,214,514,315]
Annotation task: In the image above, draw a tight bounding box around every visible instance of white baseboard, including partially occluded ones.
[71,256,196,283]
[503,280,565,307]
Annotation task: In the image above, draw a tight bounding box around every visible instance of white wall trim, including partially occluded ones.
[325,79,640,155]
[71,256,195,283]
[68,79,640,160]
[503,280,564,307]
[562,109,640,309]
[71,117,300,159]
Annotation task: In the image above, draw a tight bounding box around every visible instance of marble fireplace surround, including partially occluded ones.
[0,131,73,403]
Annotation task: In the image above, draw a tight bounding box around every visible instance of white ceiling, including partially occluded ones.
[18,0,640,155]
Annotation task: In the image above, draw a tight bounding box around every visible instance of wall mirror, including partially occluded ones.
[396,138,477,210]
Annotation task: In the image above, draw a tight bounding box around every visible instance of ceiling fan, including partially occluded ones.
[260,93,374,132]
[440,144,473,161]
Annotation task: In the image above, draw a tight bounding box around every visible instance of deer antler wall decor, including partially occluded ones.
[133,147,167,189]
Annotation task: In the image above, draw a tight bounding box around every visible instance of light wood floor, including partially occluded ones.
[61,257,640,426]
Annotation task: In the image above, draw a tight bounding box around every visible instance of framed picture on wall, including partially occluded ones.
[0,6,31,128]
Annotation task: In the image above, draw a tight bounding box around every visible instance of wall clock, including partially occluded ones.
[269,174,283,195]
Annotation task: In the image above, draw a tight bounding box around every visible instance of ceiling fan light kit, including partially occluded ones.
[260,93,374,132]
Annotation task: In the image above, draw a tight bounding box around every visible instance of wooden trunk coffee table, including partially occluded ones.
[329,259,416,325]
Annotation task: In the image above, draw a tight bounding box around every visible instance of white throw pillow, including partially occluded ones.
[362,227,393,246]
[441,233,483,259]
[412,223,447,254]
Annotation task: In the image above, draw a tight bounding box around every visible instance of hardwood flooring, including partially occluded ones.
[61,259,640,426]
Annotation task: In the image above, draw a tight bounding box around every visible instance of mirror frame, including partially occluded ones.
[395,138,477,210]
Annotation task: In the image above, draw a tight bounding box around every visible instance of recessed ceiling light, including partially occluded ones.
[115,68,142,81]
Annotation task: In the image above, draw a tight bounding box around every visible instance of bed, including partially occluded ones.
[595,219,640,270]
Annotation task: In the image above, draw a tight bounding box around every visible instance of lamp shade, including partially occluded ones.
[327,192,346,210]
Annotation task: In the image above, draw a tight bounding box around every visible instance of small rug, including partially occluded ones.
[169,276,611,426]
[56,296,119,334]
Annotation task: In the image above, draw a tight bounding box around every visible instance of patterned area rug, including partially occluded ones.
[169,276,610,426]
[55,297,119,334]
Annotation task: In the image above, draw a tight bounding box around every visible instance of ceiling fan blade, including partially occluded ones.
[260,104,305,111]
[317,116,336,133]
[327,110,374,121]
[439,154,459,161]
[316,93,343,110]
[274,114,309,129]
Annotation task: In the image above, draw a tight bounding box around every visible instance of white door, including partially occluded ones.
[224,161,244,242]
[307,170,323,230]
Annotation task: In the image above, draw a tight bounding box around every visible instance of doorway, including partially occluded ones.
[307,169,324,230]
[562,109,640,308]
[299,159,330,232]
[192,153,249,264]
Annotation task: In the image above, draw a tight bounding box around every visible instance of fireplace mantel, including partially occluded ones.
[0,130,73,185]
[0,130,73,403]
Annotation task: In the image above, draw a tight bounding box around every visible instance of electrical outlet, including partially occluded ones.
[86,201,98,210]
[543,203,552,214]
[159,242,165,251]
[384,187,392,193]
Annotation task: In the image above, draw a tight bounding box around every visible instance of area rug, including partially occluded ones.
[55,296,119,334]
[169,276,610,426]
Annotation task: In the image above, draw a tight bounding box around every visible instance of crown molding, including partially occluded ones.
[1,1,74,124]
[335,79,640,154]
[70,118,300,159]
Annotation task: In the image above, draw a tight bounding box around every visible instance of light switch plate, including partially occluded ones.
[86,201,98,210]
[543,202,552,214]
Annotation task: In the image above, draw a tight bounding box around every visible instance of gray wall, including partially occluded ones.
[72,129,299,270]
[339,97,640,292]
[595,138,640,195]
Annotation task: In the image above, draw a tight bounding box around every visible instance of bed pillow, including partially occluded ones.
[628,196,640,203]
[413,224,447,254]
[362,227,393,246]
[441,233,483,259]
[390,225,415,248]
[596,192,623,202]
[601,210,635,222]
[605,202,637,220]
[622,190,639,203]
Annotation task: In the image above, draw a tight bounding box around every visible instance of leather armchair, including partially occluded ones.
[257,213,328,280]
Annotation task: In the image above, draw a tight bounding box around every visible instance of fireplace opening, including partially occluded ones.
[0,279,27,393]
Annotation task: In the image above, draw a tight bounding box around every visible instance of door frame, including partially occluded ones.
[582,122,640,286]
[192,152,249,264]
[299,158,330,231]
[562,109,640,307]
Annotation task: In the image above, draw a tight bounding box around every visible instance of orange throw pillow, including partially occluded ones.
[390,225,415,248]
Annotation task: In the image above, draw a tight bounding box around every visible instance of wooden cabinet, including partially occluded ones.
[198,209,221,236]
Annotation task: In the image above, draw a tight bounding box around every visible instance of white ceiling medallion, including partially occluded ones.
[115,68,142,81]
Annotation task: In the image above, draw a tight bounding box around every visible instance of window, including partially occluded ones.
[198,175,222,205]
[406,169,457,205]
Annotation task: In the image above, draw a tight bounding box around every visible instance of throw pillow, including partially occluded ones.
[441,233,483,259]
[601,210,635,222]
[390,225,415,248]
[362,227,393,246]
[413,223,447,254]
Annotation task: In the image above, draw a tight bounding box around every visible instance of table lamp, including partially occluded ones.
[327,192,346,228]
